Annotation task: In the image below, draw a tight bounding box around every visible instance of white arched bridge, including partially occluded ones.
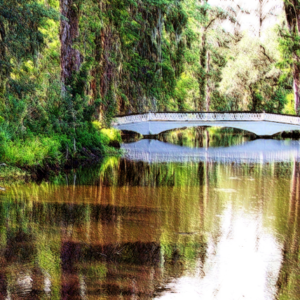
[112,112,300,136]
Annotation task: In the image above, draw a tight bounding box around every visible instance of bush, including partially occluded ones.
[283,93,295,115]
[1,136,62,166]
[100,128,122,145]
[92,121,122,146]
[75,127,105,152]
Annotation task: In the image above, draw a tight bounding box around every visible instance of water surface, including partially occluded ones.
[0,134,299,299]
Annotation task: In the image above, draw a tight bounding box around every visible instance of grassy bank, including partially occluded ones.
[0,165,29,183]
[0,122,122,180]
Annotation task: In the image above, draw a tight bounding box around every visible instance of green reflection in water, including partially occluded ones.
[276,163,300,300]
[0,156,299,299]
[158,127,253,148]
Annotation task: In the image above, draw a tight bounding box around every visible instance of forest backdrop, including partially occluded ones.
[0,0,300,167]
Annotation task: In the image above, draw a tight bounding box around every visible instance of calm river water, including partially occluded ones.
[0,129,300,299]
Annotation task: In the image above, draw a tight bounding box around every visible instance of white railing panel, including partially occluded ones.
[112,112,300,126]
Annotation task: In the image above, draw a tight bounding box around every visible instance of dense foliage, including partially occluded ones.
[0,0,298,167]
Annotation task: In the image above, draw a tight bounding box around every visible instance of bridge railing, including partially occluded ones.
[264,113,300,125]
[112,112,300,126]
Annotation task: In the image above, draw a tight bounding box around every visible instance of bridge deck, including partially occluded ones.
[112,112,300,136]
[114,120,300,136]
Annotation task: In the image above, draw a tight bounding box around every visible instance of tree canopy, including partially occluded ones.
[0,0,299,166]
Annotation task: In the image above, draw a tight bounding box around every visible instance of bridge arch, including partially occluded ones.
[152,123,262,137]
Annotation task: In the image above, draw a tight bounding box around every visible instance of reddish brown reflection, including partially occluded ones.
[0,158,298,299]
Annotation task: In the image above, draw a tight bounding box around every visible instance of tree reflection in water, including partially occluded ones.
[0,135,299,299]
[276,162,300,300]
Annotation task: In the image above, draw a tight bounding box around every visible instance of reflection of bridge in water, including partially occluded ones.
[113,112,300,136]
[122,139,300,164]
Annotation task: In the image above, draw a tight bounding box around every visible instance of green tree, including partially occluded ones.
[184,0,240,111]
[219,29,287,112]
[282,0,300,114]
[0,0,58,100]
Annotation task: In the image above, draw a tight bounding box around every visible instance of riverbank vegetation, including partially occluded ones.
[0,0,299,169]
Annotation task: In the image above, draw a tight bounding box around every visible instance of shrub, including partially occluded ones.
[1,136,62,166]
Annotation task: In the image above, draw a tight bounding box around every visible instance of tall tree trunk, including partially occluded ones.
[90,31,102,118]
[98,25,115,122]
[250,85,259,111]
[284,0,300,114]
[293,55,300,114]
[258,0,263,38]
[0,270,7,299]
[0,20,7,99]
[89,2,115,121]
[99,27,114,101]
[60,0,81,89]
[206,50,211,111]
[199,32,207,111]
